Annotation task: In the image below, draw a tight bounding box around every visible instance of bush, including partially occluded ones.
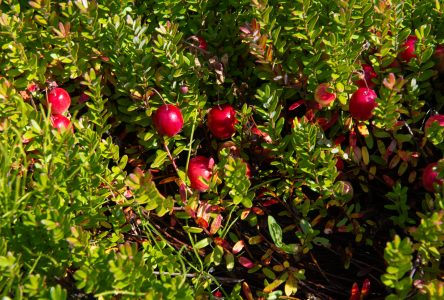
[0,0,443,299]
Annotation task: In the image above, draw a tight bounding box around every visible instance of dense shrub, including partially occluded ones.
[0,0,443,299]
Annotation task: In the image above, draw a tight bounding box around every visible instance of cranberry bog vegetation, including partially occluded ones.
[0,0,444,299]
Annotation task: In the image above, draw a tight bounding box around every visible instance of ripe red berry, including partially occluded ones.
[355,64,377,89]
[399,35,417,63]
[213,290,223,298]
[50,114,73,132]
[349,88,378,121]
[188,156,214,192]
[179,85,189,94]
[422,162,443,192]
[152,104,184,137]
[207,104,237,139]
[425,114,444,135]
[47,87,71,115]
[314,83,336,107]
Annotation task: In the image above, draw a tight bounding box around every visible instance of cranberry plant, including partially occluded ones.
[0,0,444,299]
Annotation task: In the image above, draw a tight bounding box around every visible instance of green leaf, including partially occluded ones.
[268,215,283,247]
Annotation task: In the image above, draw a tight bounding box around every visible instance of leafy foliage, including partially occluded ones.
[0,0,444,299]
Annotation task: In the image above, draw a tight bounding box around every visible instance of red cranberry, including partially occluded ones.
[50,114,72,132]
[349,88,378,121]
[355,64,377,89]
[422,162,443,192]
[47,87,71,115]
[207,104,237,139]
[425,114,444,135]
[179,85,189,94]
[152,104,184,137]
[188,156,214,192]
[314,83,336,107]
[399,35,417,63]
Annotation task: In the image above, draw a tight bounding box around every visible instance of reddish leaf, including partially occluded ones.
[239,256,255,269]
[196,217,209,229]
[251,125,273,143]
[242,282,254,300]
[232,240,245,254]
[261,249,274,265]
[214,237,231,250]
[210,214,223,235]
[349,282,360,300]
[184,205,196,218]
[179,183,187,203]
[349,130,357,148]
[262,198,279,206]
[240,208,251,220]
[305,109,315,121]
[252,207,264,215]
[210,205,224,212]
[288,100,305,111]
[159,176,177,184]
[239,26,251,34]
[382,175,395,188]
[361,278,371,297]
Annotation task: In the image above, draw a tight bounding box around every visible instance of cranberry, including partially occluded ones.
[355,64,377,89]
[188,156,214,192]
[314,83,336,107]
[334,181,354,201]
[213,290,223,298]
[50,114,72,132]
[349,88,378,121]
[425,114,444,135]
[47,87,71,115]
[422,162,443,192]
[179,85,189,94]
[152,104,184,137]
[207,104,237,139]
[399,35,417,63]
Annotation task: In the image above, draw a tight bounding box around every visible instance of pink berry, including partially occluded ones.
[422,163,443,192]
[349,88,378,121]
[355,64,377,89]
[399,35,417,63]
[188,156,214,192]
[425,114,444,135]
[152,104,184,137]
[314,83,336,107]
[47,87,71,115]
[207,104,237,139]
[179,85,189,94]
[50,114,73,132]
